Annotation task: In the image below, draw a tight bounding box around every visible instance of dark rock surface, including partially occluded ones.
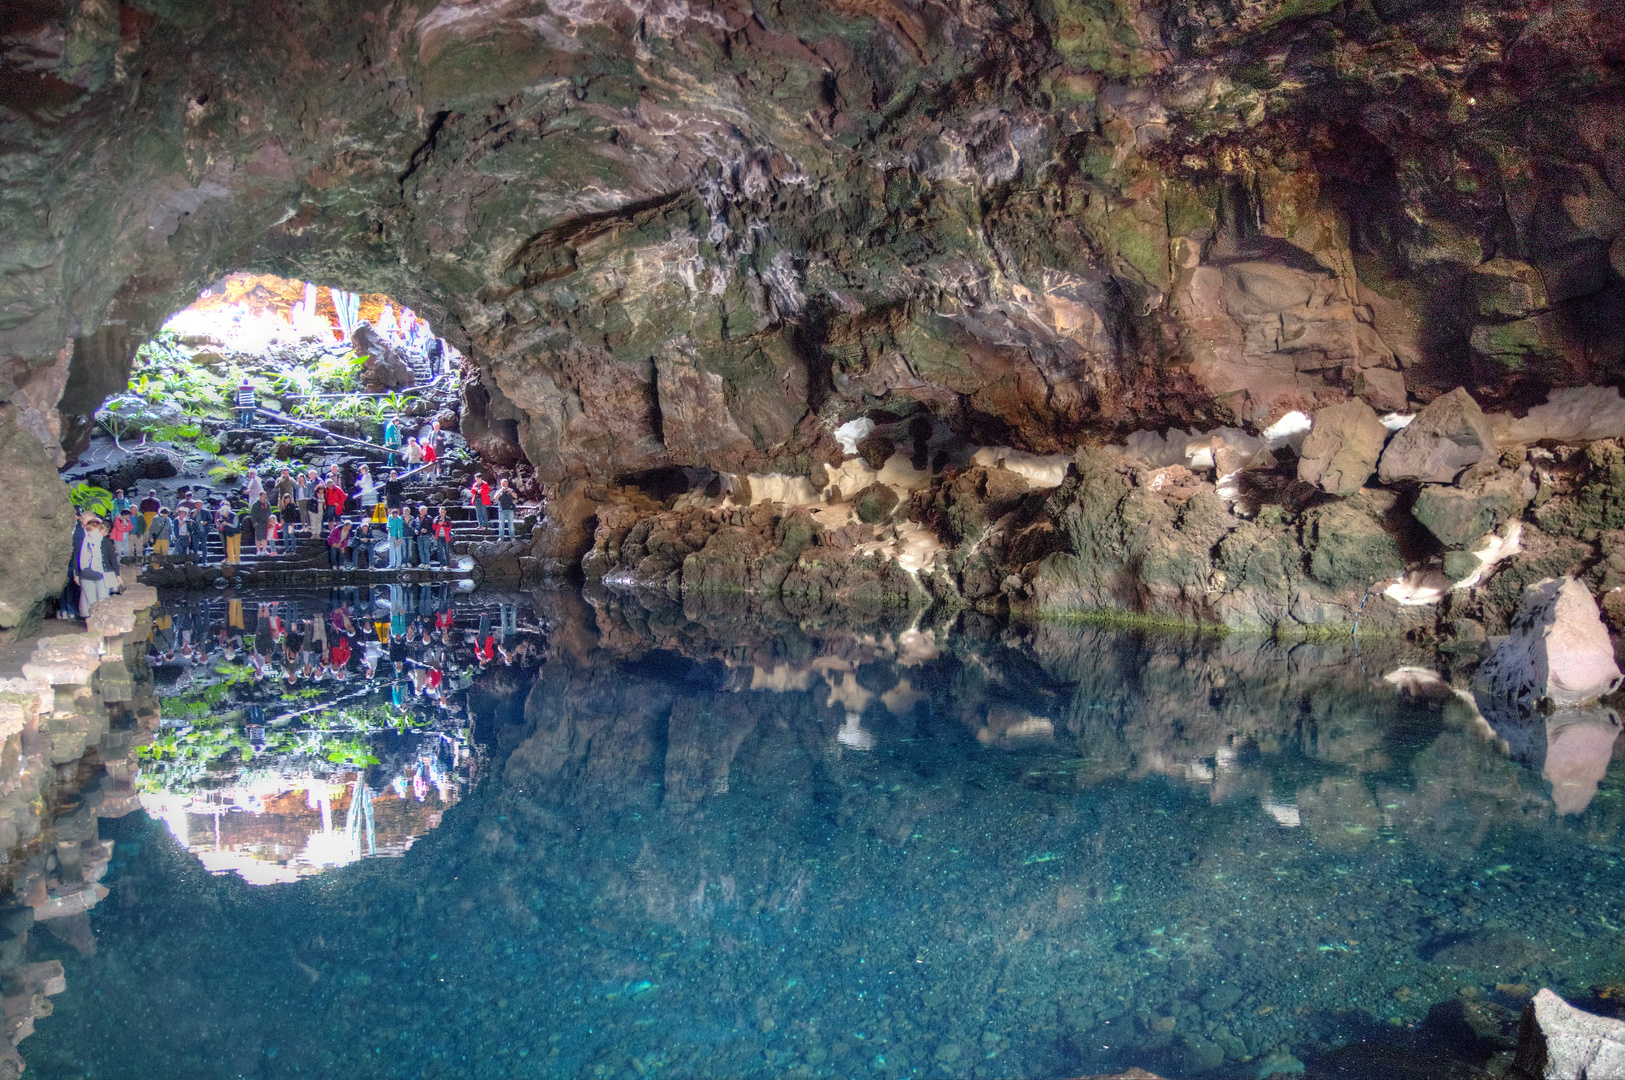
[3,0,1625,631]
[0,413,75,632]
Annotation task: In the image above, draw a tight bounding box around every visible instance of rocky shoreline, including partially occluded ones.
[538,387,1625,659]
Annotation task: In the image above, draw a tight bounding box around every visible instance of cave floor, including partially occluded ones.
[15,586,1625,1080]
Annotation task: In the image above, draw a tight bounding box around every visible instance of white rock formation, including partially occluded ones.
[1478,577,1623,710]
[833,417,875,455]
[1513,988,1625,1080]
[969,447,1070,488]
[1489,385,1625,446]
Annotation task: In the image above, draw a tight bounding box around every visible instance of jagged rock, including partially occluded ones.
[1304,497,1404,591]
[0,412,74,630]
[1531,441,1625,542]
[1297,399,1388,495]
[1378,388,1498,484]
[1471,258,1549,319]
[351,322,416,390]
[1478,577,1623,711]
[1411,463,1534,549]
[1512,989,1625,1080]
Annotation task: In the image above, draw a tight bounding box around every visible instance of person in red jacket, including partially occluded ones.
[432,508,454,566]
[469,476,491,530]
[421,439,439,478]
[324,478,348,524]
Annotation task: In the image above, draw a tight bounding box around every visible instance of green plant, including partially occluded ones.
[68,483,115,518]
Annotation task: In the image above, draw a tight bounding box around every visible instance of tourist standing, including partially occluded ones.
[387,507,406,569]
[383,417,401,467]
[112,489,129,516]
[147,507,173,562]
[433,508,453,566]
[235,378,257,427]
[250,494,273,556]
[414,506,434,567]
[469,476,491,530]
[76,519,116,617]
[324,476,348,523]
[358,465,378,515]
[421,438,438,478]
[276,468,296,506]
[138,489,162,534]
[384,469,405,511]
[171,508,190,557]
[110,511,134,562]
[189,503,211,557]
[218,504,243,564]
[245,467,264,506]
[496,478,517,541]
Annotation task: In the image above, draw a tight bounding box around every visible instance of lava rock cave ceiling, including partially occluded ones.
[0,0,1622,622]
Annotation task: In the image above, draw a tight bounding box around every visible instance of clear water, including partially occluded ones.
[20,589,1625,1079]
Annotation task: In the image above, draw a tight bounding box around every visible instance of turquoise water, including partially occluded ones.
[20,592,1625,1079]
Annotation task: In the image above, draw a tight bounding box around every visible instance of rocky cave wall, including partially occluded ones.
[1,0,1623,625]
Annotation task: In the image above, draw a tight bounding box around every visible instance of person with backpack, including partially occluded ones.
[138,489,162,534]
[495,478,518,541]
[147,507,173,563]
[249,494,273,556]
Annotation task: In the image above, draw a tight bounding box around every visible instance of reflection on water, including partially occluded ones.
[129,585,518,882]
[18,589,1625,1080]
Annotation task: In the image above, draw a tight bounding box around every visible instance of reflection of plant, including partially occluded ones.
[69,483,115,518]
[324,736,380,767]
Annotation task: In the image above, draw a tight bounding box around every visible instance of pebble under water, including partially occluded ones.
[19,588,1625,1080]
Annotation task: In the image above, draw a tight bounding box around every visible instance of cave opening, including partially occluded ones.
[62,271,473,518]
[3,0,1624,1076]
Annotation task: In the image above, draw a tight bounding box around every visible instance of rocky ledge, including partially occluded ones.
[544,385,1625,651]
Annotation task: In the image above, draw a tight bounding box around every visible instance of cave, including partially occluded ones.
[0,0,1623,1076]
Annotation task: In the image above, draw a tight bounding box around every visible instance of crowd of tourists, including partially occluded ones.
[65,463,524,618]
[88,467,521,568]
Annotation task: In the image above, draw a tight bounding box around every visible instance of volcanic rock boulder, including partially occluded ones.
[1479,577,1623,712]
[1297,399,1388,495]
[1378,389,1498,485]
[1410,463,1535,549]
[1512,989,1625,1080]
